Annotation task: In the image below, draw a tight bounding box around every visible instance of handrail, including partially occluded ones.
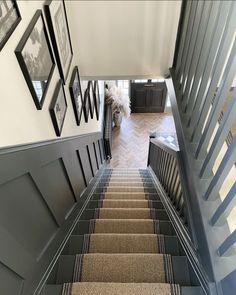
[165,0,236,293]
[150,138,179,154]
[148,135,214,294]
[148,137,190,230]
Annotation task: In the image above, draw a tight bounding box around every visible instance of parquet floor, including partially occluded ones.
[109,113,176,168]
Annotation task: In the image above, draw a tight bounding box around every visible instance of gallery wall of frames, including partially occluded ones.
[0,0,104,147]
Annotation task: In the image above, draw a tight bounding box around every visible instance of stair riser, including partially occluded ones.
[87,200,164,209]
[102,173,149,177]
[62,235,181,256]
[81,209,169,221]
[95,188,157,193]
[91,193,160,201]
[55,255,190,285]
[98,182,154,187]
[74,221,176,236]
[100,178,153,182]
[42,285,203,295]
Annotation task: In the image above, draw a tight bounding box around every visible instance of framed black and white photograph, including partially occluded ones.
[45,0,73,83]
[0,0,21,51]
[93,80,100,120]
[69,66,83,126]
[83,86,90,123]
[88,80,95,119]
[15,10,55,110]
[50,79,67,136]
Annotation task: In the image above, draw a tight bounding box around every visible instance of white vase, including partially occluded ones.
[113,112,123,127]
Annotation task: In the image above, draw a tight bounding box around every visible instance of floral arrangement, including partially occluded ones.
[105,83,131,118]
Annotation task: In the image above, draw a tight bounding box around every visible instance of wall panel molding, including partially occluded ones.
[0,132,105,295]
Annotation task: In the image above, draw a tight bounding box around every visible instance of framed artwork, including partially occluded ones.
[87,81,95,119]
[50,79,67,136]
[0,0,21,51]
[15,10,55,110]
[83,84,90,123]
[69,66,83,126]
[93,80,100,120]
[45,0,73,83]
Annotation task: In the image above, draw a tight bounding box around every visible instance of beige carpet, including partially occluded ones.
[105,187,145,193]
[79,254,166,283]
[62,169,180,295]
[102,192,147,199]
[90,219,159,234]
[101,200,149,208]
[87,234,163,253]
[68,282,180,295]
[96,208,154,219]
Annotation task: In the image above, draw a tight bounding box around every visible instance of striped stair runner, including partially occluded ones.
[61,169,181,295]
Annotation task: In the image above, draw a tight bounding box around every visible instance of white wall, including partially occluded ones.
[0,0,181,148]
[0,1,104,148]
[66,0,181,80]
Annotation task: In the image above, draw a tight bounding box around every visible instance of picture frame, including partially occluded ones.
[15,10,55,110]
[88,80,95,119]
[69,66,83,126]
[93,80,100,120]
[83,81,90,123]
[0,0,21,51]
[45,0,73,84]
[50,79,67,136]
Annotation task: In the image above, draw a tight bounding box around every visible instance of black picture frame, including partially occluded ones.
[69,66,83,126]
[0,0,21,51]
[50,79,67,136]
[87,80,95,119]
[93,80,100,120]
[45,0,73,84]
[83,83,90,123]
[15,10,55,110]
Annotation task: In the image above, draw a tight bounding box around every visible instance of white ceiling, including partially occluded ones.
[66,1,181,79]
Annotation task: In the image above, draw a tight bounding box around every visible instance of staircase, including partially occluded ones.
[45,169,203,295]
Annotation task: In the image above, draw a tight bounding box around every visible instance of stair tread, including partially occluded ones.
[89,219,160,234]
[64,282,181,295]
[99,182,153,187]
[95,208,162,219]
[98,200,150,208]
[73,253,172,283]
[85,233,164,254]
[94,192,159,200]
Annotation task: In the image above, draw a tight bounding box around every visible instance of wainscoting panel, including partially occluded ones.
[79,146,93,185]
[0,132,105,295]
[0,262,23,295]
[88,144,98,176]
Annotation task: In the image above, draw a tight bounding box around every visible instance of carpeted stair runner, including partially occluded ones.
[88,219,160,234]
[63,282,180,295]
[98,199,150,208]
[61,168,182,295]
[84,234,165,253]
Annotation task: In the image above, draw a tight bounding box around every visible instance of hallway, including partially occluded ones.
[109,113,177,168]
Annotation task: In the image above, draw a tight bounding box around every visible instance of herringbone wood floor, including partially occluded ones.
[109,113,176,168]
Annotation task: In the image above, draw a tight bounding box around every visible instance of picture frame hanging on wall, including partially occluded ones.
[50,79,67,136]
[69,66,83,126]
[0,0,21,51]
[88,81,95,119]
[83,83,90,123]
[15,10,55,110]
[93,80,100,120]
[45,0,73,84]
